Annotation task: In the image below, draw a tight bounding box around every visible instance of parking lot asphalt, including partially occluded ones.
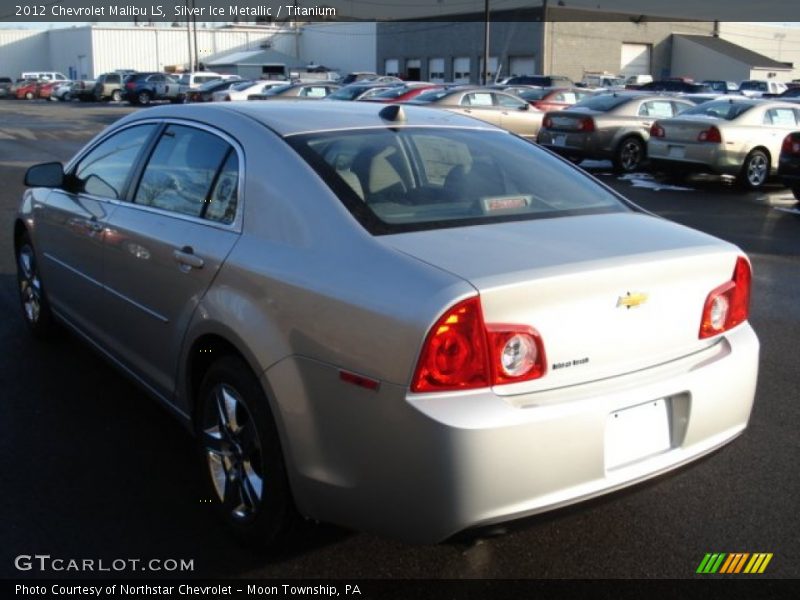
[0,99,798,580]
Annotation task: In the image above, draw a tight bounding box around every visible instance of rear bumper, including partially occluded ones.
[648,140,744,176]
[268,323,759,543]
[537,130,609,159]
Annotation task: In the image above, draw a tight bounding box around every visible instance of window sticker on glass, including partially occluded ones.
[481,195,531,214]
[468,93,494,106]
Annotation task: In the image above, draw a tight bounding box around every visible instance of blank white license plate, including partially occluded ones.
[553,135,567,147]
[605,399,671,470]
[668,145,685,158]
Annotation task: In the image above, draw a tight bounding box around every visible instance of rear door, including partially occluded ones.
[101,122,241,399]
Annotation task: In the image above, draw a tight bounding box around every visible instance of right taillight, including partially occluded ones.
[411,296,546,393]
[577,116,595,132]
[699,256,751,339]
[698,126,722,144]
[650,122,665,138]
[782,133,800,154]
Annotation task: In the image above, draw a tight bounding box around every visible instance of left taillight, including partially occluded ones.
[699,256,751,339]
[411,296,546,393]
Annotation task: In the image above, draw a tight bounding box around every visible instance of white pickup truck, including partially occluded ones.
[738,79,788,97]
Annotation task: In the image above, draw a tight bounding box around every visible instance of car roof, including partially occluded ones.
[123,100,502,137]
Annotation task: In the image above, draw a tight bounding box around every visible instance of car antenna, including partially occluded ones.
[379,104,406,122]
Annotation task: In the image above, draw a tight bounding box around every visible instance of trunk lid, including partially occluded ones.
[382,213,742,394]
[658,116,722,143]
[545,109,601,132]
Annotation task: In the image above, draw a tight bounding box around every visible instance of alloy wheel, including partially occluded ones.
[620,138,644,172]
[201,383,264,521]
[17,244,42,325]
[745,153,768,187]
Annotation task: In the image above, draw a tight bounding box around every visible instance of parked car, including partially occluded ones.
[15,100,759,546]
[51,81,77,102]
[537,93,695,171]
[359,83,442,103]
[340,72,401,85]
[580,74,626,89]
[408,86,544,140]
[20,71,68,82]
[702,80,740,94]
[0,76,12,97]
[71,79,98,102]
[123,72,181,105]
[184,79,253,103]
[325,82,404,102]
[175,71,224,88]
[636,80,713,94]
[777,87,800,99]
[15,80,54,100]
[517,87,594,111]
[247,82,341,101]
[648,98,800,189]
[624,74,654,87]
[739,80,788,98]
[777,131,800,200]
[502,75,574,87]
[212,80,287,102]
[93,72,127,102]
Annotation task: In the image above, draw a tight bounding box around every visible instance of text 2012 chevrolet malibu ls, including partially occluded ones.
[14,101,759,546]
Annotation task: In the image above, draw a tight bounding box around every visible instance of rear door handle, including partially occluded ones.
[173,246,204,270]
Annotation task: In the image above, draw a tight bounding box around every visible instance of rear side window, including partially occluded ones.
[134,125,238,223]
[74,124,156,199]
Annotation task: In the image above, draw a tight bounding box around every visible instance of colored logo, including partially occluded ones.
[696,553,773,574]
[616,291,648,309]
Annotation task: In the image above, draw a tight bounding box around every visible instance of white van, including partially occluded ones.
[625,74,653,86]
[21,71,68,82]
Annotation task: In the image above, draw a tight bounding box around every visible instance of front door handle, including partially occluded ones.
[86,217,104,233]
[174,246,204,270]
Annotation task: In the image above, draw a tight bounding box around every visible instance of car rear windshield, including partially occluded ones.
[288,127,629,235]
[681,100,754,120]
[571,94,632,112]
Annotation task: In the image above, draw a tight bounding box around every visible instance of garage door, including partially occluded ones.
[384,59,399,77]
[620,43,651,77]
[453,57,471,84]
[509,56,535,78]
[406,59,421,80]
[429,58,445,83]
[479,56,499,83]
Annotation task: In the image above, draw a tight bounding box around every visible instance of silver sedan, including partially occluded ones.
[537,93,695,172]
[15,101,758,546]
[648,98,800,188]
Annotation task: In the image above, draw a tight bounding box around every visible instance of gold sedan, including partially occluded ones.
[648,98,800,189]
[408,86,544,140]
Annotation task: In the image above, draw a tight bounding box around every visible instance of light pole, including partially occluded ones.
[482,0,490,84]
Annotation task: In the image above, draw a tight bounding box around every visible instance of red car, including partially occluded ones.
[16,80,59,100]
[361,83,443,103]
[517,87,593,112]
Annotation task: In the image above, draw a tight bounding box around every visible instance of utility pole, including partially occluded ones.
[191,0,199,70]
[482,0,490,85]
[185,0,192,72]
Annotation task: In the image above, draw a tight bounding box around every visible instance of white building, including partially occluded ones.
[0,24,296,80]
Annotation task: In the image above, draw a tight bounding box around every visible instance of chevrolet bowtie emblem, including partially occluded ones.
[617,291,649,309]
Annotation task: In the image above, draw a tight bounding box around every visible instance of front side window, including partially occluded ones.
[74,124,156,199]
[134,125,238,223]
[682,100,753,121]
[289,128,629,234]
[495,93,527,109]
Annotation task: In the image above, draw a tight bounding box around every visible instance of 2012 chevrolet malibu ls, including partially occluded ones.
[14,101,759,546]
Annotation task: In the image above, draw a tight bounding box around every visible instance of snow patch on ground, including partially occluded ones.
[617,173,694,192]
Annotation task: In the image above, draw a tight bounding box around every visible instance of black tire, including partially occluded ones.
[738,149,770,190]
[111,89,122,102]
[62,92,72,102]
[16,231,57,339]
[137,90,152,105]
[195,356,297,548]
[792,186,800,201]
[613,136,646,173]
